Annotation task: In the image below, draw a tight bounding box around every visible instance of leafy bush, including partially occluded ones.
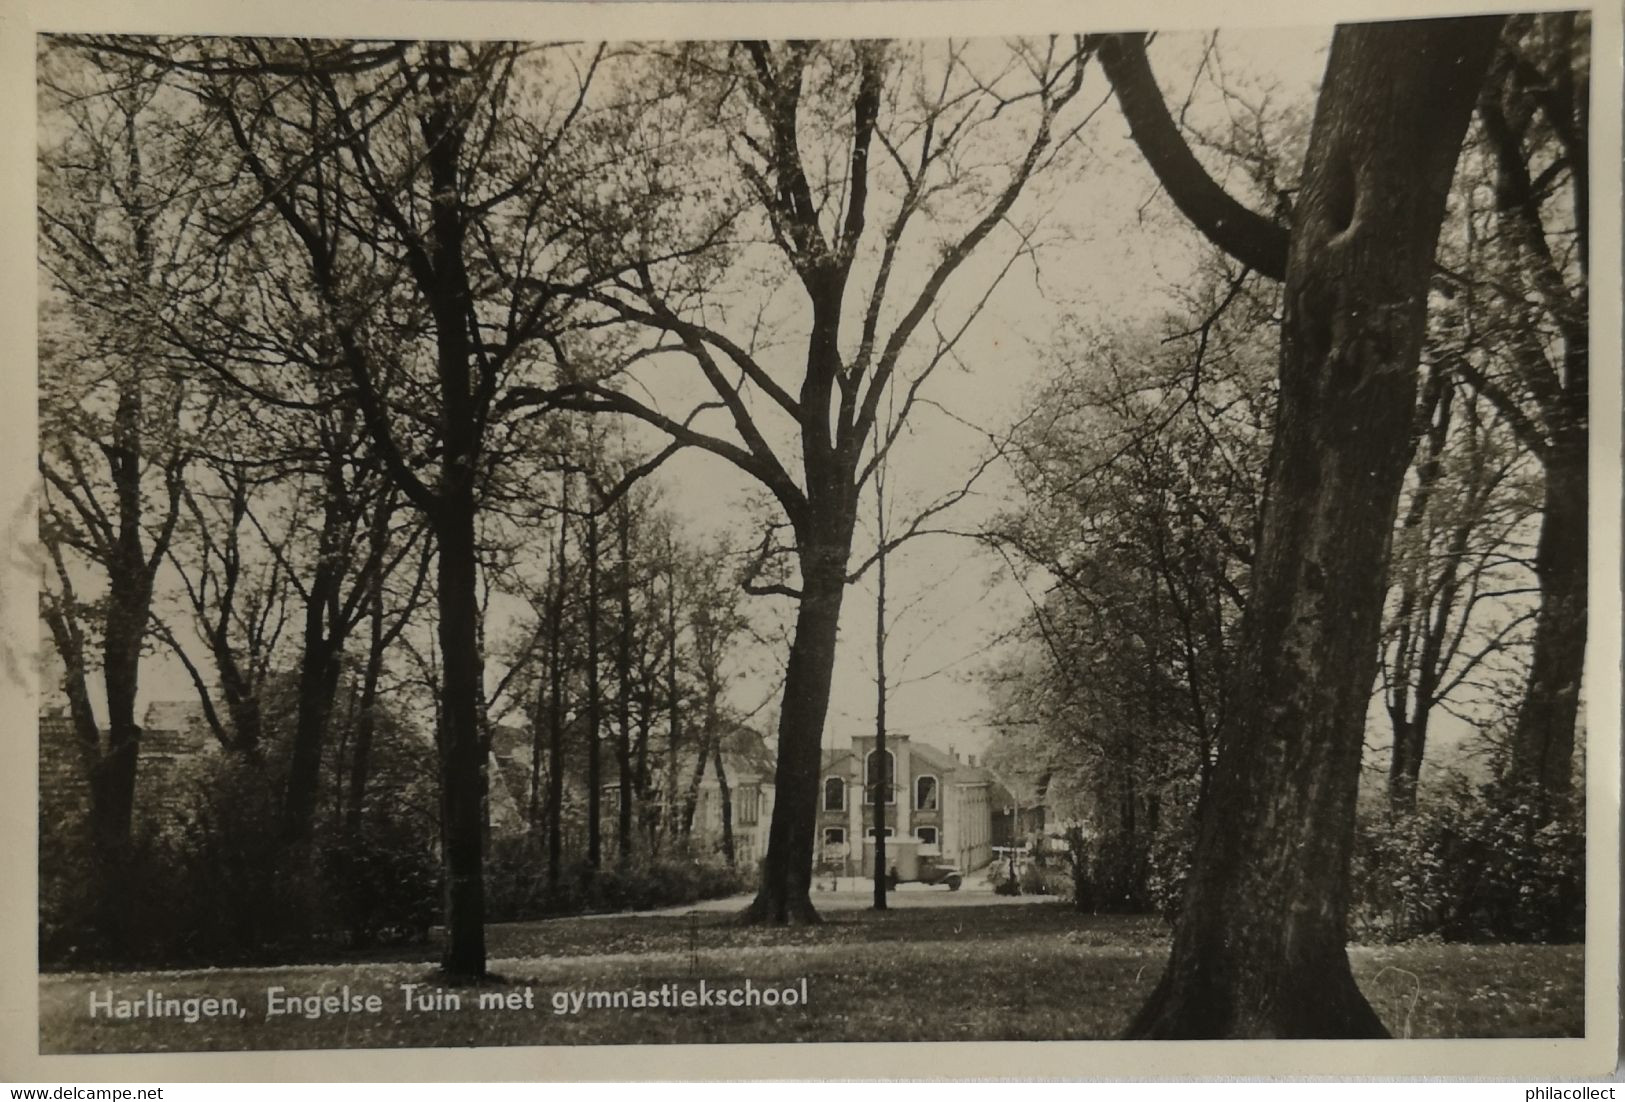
[40,751,442,968]
[323,816,440,948]
[1351,779,1584,944]
[584,857,753,913]
[1062,826,1094,911]
[486,844,753,921]
[1145,821,1194,922]
[1019,861,1072,898]
[39,812,183,967]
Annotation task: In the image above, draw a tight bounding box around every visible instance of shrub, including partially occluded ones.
[39,751,444,969]
[39,812,182,968]
[1019,861,1072,898]
[323,815,440,948]
[988,854,1021,895]
[1351,779,1584,944]
[487,847,754,921]
[1063,826,1093,911]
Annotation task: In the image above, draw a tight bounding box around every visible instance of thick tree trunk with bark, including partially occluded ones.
[1468,18,1590,806]
[423,50,487,978]
[435,494,487,978]
[97,587,146,855]
[1507,440,1586,799]
[546,484,570,890]
[742,539,850,925]
[1123,17,1502,1039]
[96,388,162,854]
[283,555,343,844]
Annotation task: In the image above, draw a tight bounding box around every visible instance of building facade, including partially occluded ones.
[815,734,995,876]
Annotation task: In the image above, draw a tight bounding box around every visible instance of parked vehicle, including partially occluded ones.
[885,857,963,891]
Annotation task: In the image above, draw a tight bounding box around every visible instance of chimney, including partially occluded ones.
[949,744,957,761]
[968,754,977,767]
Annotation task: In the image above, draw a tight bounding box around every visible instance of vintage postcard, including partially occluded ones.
[1,0,1619,1082]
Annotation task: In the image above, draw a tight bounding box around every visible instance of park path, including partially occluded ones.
[597,864,1048,919]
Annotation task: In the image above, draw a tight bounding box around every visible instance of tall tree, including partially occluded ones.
[510,38,1090,922]
[80,36,616,977]
[156,446,290,756]
[1380,367,1538,810]
[544,476,573,890]
[871,462,890,911]
[1094,17,1504,1036]
[1438,14,1589,802]
[615,498,637,862]
[37,48,203,883]
[987,292,1270,909]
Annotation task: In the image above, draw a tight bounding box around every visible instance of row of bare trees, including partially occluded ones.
[38,38,771,964]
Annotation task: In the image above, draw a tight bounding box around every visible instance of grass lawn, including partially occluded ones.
[38,904,1583,1052]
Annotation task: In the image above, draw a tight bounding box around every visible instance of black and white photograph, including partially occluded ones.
[6,0,1619,1079]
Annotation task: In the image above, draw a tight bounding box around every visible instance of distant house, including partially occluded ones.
[681,726,775,867]
[603,725,776,867]
[816,733,996,876]
[485,722,536,834]
[38,701,215,834]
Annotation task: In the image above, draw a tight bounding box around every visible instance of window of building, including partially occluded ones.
[866,827,894,838]
[865,749,895,804]
[917,826,939,850]
[823,827,846,848]
[823,776,844,812]
[738,785,759,825]
[915,774,938,811]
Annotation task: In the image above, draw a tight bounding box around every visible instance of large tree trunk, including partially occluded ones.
[585,509,603,873]
[1507,439,1586,799]
[741,540,850,925]
[424,47,486,979]
[283,560,343,844]
[616,504,635,863]
[97,588,145,855]
[1127,17,1501,1039]
[546,483,570,891]
[96,386,157,854]
[436,495,488,978]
